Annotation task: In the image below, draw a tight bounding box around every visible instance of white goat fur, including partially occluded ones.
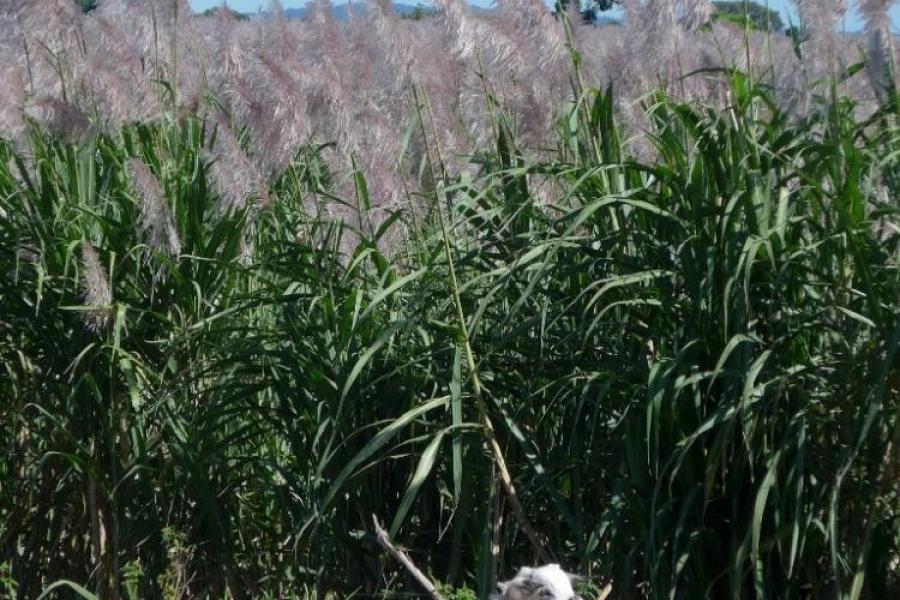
[495,564,580,600]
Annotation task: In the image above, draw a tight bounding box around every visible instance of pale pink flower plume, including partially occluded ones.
[80,241,113,332]
[127,158,182,258]
[0,0,888,228]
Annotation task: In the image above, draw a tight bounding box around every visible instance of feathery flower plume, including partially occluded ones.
[93,0,133,19]
[302,1,366,163]
[496,0,565,68]
[210,5,247,80]
[859,0,896,96]
[4,1,80,102]
[80,241,113,332]
[127,158,181,257]
[641,0,678,40]
[80,62,158,131]
[79,14,160,128]
[154,0,192,24]
[307,0,354,95]
[206,114,269,213]
[204,4,306,177]
[795,0,844,74]
[0,65,27,144]
[15,0,83,53]
[796,0,833,32]
[490,0,570,143]
[683,0,714,30]
[262,0,302,71]
[433,0,486,60]
[268,0,287,24]
[251,50,310,177]
[25,96,94,143]
[370,0,418,88]
[623,0,682,84]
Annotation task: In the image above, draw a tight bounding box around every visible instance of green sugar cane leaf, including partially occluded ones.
[373,209,403,247]
[563,194,686,236]
[357,269,424,326]
[340,319,408,403]
[451,345,463,503]
[585,299,662,341]
[498,402,578,533]
[774,186,791,245]
[788,416,807,578]
[739,349,773,447]
[849,571,866,600]
[752,450,782,597]
[583,270,672,312]
[38,580,99,600]
[741,349,772,410]
[707,334,759,396]
[322,395,448,509]
[499,244,558,330]
[118,354,142,412]
[671,485,702,587]
[389,429,446,538]
[674,402,738,456]
[835,306,876,329]
[353,163,371,213]
[829,325,900,587]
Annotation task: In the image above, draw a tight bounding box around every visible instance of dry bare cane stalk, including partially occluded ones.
[86,474,112,600]
[372,515,445,600]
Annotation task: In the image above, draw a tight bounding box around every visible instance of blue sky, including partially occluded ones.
[188,0,900,32]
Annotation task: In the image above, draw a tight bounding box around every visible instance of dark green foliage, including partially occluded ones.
[200,7,249,21]
[713,0,785,31]
[401,3,434,20]
[0,63,898,600]
[557,0,620,24]
[787,24,807,58]
[74,0,97,13]
[586,0,619,11]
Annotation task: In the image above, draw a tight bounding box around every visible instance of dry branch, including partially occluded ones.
[372,515,445,600]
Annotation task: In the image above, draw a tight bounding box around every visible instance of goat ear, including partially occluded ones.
[497,582,509,594]
[517,566,535,578]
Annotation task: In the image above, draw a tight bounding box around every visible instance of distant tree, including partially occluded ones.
[401,4,434,20]
[785,24,805,41]
[712,1,784,32]
[200,7,250,21]
[583,0,619,10]
[557,0,620,25]
[74,0,97,12]
[785,24,805,58]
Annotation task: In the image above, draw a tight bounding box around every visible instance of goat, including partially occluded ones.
[494,564,581,600]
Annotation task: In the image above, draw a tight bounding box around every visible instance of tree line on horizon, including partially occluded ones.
[74,0,787,33]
